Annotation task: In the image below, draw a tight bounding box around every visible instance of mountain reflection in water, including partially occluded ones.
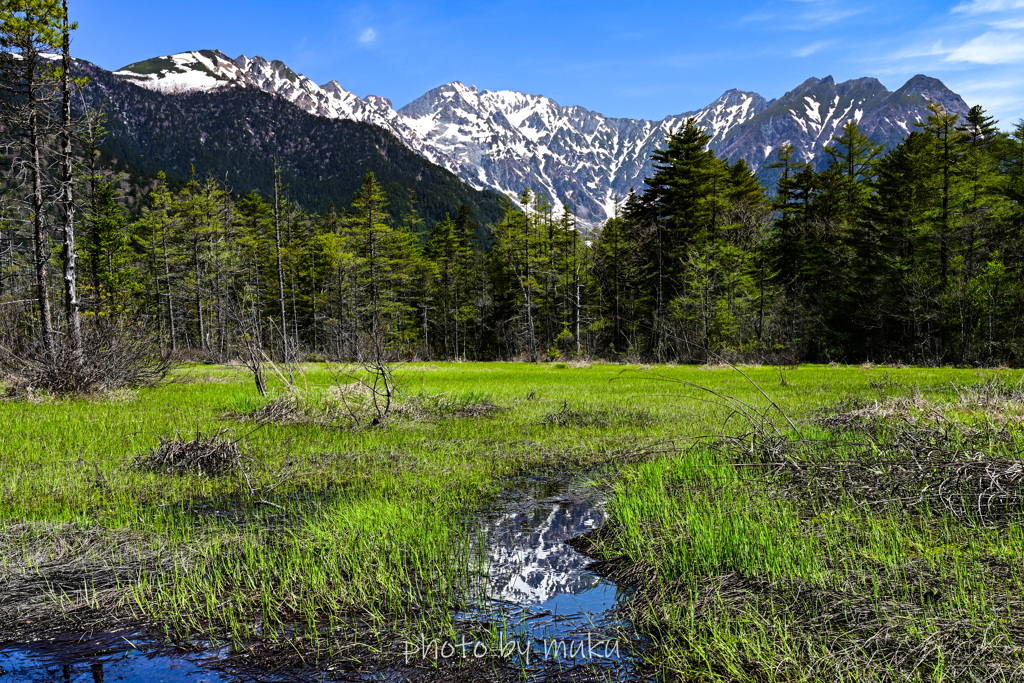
[1,478,636,681]
[464,478,633,652]
[486,500,606,604]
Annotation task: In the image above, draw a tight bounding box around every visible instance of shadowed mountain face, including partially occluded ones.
[114,50,971,222]
[72,57,507,228]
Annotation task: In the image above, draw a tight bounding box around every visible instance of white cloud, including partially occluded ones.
[860,0,1024,128]
[946,31,1024,63]
[738,0,866,28]
[359,28,377,44]
[797,5,866,25]
[955,77,1024,118]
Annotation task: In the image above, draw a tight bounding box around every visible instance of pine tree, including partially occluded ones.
[865,133,941,361]
[82,181,137,312]
[346,172,420,357]
[916,103,967,295]
[490,195,540,358]
[957,106,1003,273]
[234,191,273,348]
[424,214,471,358]
[0,0,65,356]
[134,173,178,352]
[824,120,883,219]
[176,171,225,352]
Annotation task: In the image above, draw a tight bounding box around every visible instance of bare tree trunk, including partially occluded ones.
[151,239,163,350]
[310,265,318,351]
[571,209,581,356]
[273,162,288,361]
[573,264,582,356]
[162,232,176,352]
[25,51,55,358]
[422,303,428,357]
[193,236,205,351]
[59,0,82,362]
[656,221,665,362]
[0,210,8,297]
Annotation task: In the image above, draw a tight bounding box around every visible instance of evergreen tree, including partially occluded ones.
[823,120,883,219]
[866,132,944,361]
[424,213,473,358]
[82,181,137,312]
[490,195,540,358]
[346,173,420,356]
[0,0,65,356]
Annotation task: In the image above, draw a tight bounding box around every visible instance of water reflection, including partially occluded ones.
[0,634,227,682]
[462,477,637,671]
[487,501,607,604]
[1,478,637,681]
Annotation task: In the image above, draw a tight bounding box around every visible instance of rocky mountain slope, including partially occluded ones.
[116,50,971,223]
[74,57,507,227]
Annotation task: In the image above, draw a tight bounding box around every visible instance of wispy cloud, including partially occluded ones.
[793,40,832,57]
[946,31,1024,63]
[992,16,1024,27]
[956,76,1024,121]
[738,0,868,30]
[865,0,1024,126]
[796,4,866,26]
[359,28,377,44]
[952,0,1024,15]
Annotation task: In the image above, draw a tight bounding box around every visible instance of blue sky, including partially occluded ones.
[71,0,1024,127]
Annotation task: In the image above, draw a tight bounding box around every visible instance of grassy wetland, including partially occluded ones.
[2,362,1024,681]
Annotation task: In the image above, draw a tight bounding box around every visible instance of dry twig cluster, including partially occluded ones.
[132,430,247,476]
[1,322,168,397]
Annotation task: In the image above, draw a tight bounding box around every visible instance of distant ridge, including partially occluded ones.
[115,50,971,222]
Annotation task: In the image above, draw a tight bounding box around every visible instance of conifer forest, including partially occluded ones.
[3,37,1023,367]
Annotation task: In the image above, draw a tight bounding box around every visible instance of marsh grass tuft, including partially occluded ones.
[396,390,504,421]
[821,377,1024,432]
[541,399,656,429]
[248,393,310,424]
[245,385,505,428]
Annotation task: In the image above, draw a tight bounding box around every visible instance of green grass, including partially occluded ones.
[1,362,1022,676]
[588,372,1024,682]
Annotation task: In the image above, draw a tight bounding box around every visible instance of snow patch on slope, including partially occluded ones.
[115,50,244,94]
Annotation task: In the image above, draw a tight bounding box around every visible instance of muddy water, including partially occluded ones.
[0,476,636,681]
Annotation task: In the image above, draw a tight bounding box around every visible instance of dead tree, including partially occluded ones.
[0,4,64,358]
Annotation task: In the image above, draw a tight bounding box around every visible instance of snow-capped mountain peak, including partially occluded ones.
[113,51,969,223]
[115,50,245,93]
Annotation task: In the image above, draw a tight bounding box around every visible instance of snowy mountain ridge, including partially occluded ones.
[115,50,969,223]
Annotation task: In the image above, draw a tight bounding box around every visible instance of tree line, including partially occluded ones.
[2,2,1023,367]
[597,105,1024,365]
